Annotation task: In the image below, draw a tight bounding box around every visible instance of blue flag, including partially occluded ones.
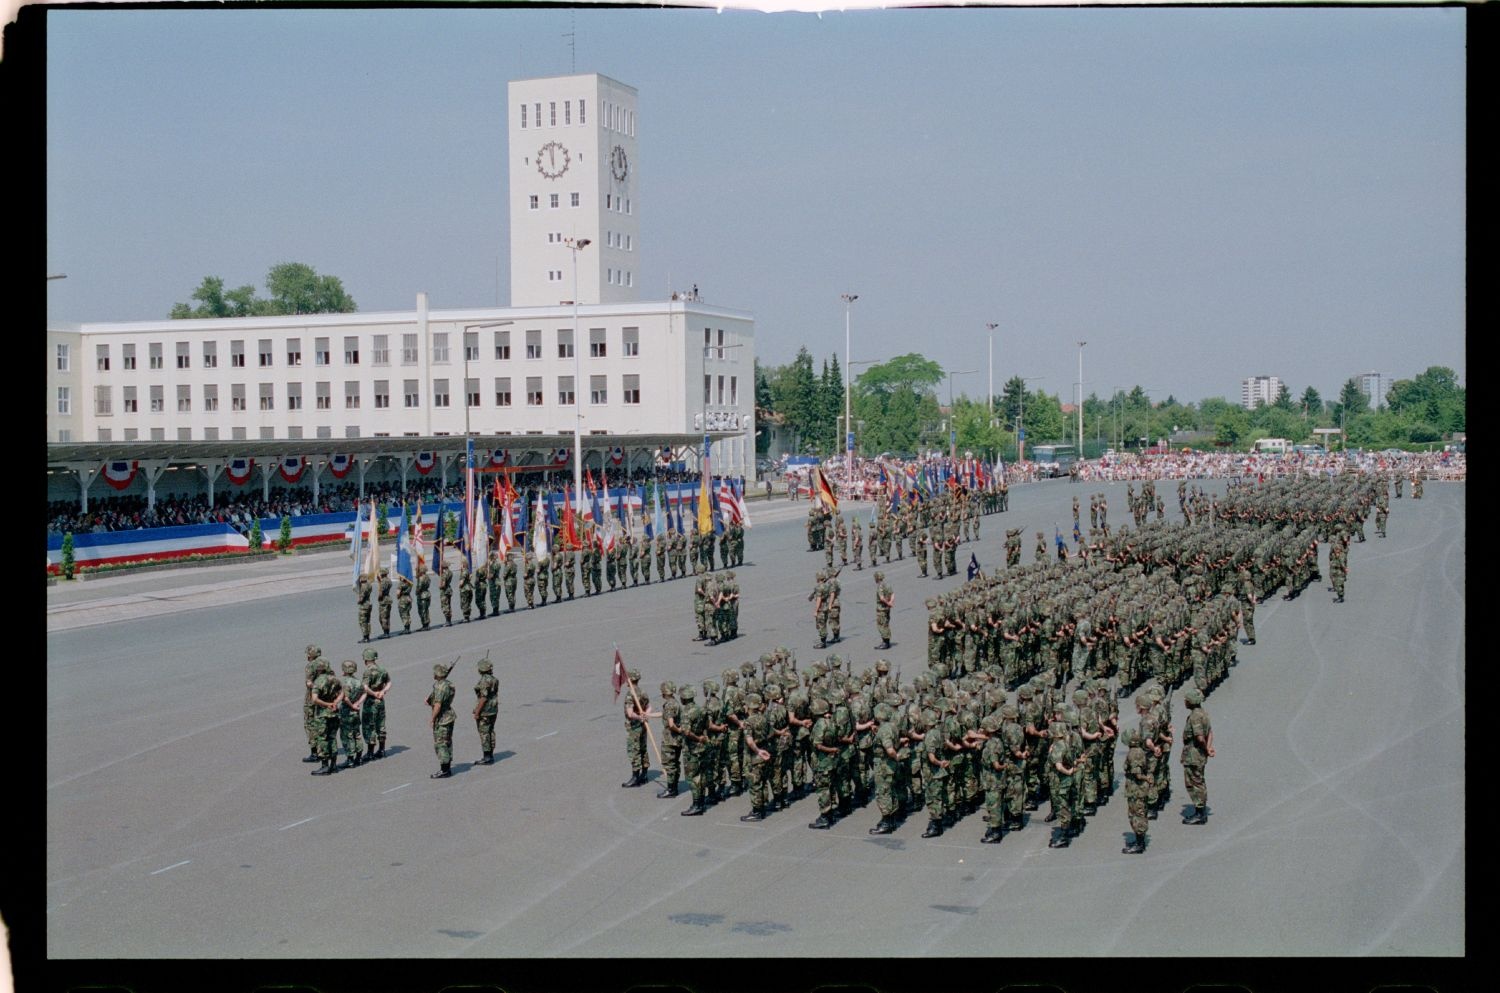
[396,502,413,580]
[967,553,980,581]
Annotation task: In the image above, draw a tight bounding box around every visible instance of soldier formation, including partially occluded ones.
[301,645,391,776]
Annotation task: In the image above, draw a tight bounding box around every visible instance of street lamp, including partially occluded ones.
[1076,341,1087,453]
[946,368,978,460]
[565,237,591,501]
[461,320,514,437]
[841,293,858,489]
[986,322,999,425]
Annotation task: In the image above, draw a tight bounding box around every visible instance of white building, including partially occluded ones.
[1357,371,1389,410]
[46,72,756,503]
[1240,374,1282,410]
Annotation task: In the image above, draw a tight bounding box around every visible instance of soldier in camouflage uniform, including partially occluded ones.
[737,693,776,820]
[537,549,551,606]
[678,684,709,815]
[868,699,907,834]
[850,517,863,570]
[377,566,393,638]
[827,569,843,644]
[360,648,390,760]
[874,572,894,649]
[473,657,499,765]
[621,669,653,787]
[551,544,566,602]
[396,571,414,634]
[416,561,433,629]
[1180,686,1214,824]
[1045,718,1078,848]
[658,681,684,798]
[522,547,537,608]
[473,554,490,619]
[458,558,474,622]
[438,556,454,625]
[302,644,324,762]
[355,573,374,642]
[1121,727,1150,853]
[426,661,457,778]
[309,659,343,776]
[654,532,668,582]
[808,696,840,828]
[337,660,365,768]
[499,548,517,611]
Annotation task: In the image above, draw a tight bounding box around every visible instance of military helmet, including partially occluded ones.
[1134,694,1149,711]
[1000,703,1019,720]
[628,668,641,683]
[874,571,885,581]
[432,662,450,678]
[980,714,1002,734]
[703,679,719,695]
[477,659,493,673]
[809,697,830,716]
[740,660,757,676]
[1017,684,1034,700]
[745,693,764,710]
[876,659,890,673]
[661,681,676,696]
[1184,687,1204,707]
[362,648,379,662]
[305,644,320,658]
[873,702,894,722]
[1072,689,1089,706]
[1127,728,1143,746]
[1061,705,1079,725]
[765,682,784,701]
[679,684,697,701]
[316,658,333,675]
[342,660,357,675]
[379,565,389,575]
[722,668,738,685]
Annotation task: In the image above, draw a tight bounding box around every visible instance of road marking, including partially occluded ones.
[381,782,411,794]
[535,730,559,739]
[278,816,317,830]
[149,860,190,875]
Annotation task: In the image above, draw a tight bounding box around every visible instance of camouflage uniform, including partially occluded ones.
[377,568,393,636]
[874,572,893,648]
[426,662,456,777]
[621,670,651,787]
[473,658,499,764]
[338,660,365,768]
[309,661,343,776]
[657,682,683,797]
[360,648,390,759]
[1180,687,1212,824]
[355,576,373,642]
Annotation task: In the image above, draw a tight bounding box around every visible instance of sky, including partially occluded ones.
[43,4,1466,407]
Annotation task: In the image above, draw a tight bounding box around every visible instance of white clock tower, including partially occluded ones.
[508,73,640,308]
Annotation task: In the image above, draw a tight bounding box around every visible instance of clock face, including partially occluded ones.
[536,141,570,180]
[610,144,629,182]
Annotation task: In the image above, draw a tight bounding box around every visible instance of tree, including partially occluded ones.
[278,514,294,553]
[248,516,263,551]
[1300,386,1322,418]
[171,262,356,318]
[1338,378,1369,420]
[61,532,75,580]
[1387,366,1464,434]
[1215,409,1249,448]
[771,348,819,453]
[444,509,458,543]
[1273,383,1294,411]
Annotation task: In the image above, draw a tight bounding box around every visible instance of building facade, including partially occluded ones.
[1357,371,1389,411]
[1240,374,1282,410]
[46,71,756,480]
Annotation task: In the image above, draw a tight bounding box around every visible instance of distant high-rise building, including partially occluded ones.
[1357,371,1389,410]
[1241,375,1282,410]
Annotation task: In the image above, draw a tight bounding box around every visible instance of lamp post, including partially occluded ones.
[1076,341,1087,453]
[986,322,999,425]
[565,237,591,501]
[461,320,514,437]
[946,368,978,460]
[841,293,858,489]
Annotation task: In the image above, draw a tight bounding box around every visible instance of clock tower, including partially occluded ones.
[508,73,640,307]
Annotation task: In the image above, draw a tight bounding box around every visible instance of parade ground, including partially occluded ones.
[44,477,1464,976]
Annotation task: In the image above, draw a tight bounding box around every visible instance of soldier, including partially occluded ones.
[606,535,621,590]
[1034,531,1048,564]
[1180,686,1214,824]
[1329,535,1349,603]
[360,648,390,760]
[503,547,519,610]
[693,572,711,642]
[473,656,499,765]
[1122,727,1150,853]
[522,547,537,608]
[473,553,490,619]
[302,644,324,763]
[868,700,907,835]
[915,524,929,578]
[703,680,728,802]
[998,702,1028,835]
[459,557,476,622]
[919,705,952,838]
[1090,493,1100,529]
[810,570,829,649]
[396,570,414,634]
[1375,499,1388,539]
[337,660,365,769]
[1045,718,1078,848]
[488,549,504,615]
[621,669,654,788]
[426,661,457,778]
[836,514,849,566]
[416,560,433,629]
[557,542,572,600]
[808,696,841,829]
[658,681,684,798]
[355,572,374,642]
[738,692,776,821]
[827,569,843,645]
[536,548,550,606]
[439,555,454,625]
[1412,473,1424,499]
[375,564,393,642]
[654,531,668,583]
[874,571,893,650]
[309,659,343,776]
[851,517,864,570]
[678,684,709,815]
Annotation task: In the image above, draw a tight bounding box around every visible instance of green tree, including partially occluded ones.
[171,262,356,319]
[377,503,390,541]
[771,348,819,453]
[1338,378,1370,420]
[248,516,263,550]
[1215,409,1249,448]
[951,395,1009,460]
[61,532,75,580]
[277,514,294,553]
[1273,383,1294,411]
[1300,386,1323,418]
[1387,366,1464,434]
[444,509,457,543]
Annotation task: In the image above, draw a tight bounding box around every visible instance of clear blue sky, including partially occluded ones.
[45,4,1466,407]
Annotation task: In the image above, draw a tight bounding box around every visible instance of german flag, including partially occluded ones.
[811,465,839,512]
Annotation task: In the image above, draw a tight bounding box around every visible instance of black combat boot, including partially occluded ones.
[809,814,834,829]
[365,745,376,763]
[342,752,359,770]
[869,817,896,835]
[1187,806,1209,825]
[429,763,451,779]
[1043,809,1058,823]
[302,750,320,763]
[311,757,333,776]
[681,799,706,816]
[1048,827,1071,848]
[657,782,679,798]
[740,806,766,822]
[981,825,1003,844]
[621,770,644,787]
[376,736,386,759]
[921,819,944,838]
[480,751,493,765]
[1122,835,1146,854]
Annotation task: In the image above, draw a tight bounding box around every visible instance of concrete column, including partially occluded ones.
[357,456,369,499]
[311,457,325,506]
[260,459,275,503]
[200,461,224,511]
[141,460,171,511]
[70,462,100,514]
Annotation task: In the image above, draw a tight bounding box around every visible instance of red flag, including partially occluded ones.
[611,646,626,702]
[563,499,579,550]
[811,465,839,512]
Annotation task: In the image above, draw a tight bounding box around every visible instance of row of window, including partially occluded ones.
[530,192,582,210]
[516,99,634,136]
[60,371,688,416]
[75,423,670,442]
[605,231,633,251]
[69,326,659,372]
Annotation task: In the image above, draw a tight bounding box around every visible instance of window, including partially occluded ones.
[520,103,527,128]
[287,339,301,366]
[730,376,738,406]
[346,425,360,438]
[150,343,164,369]
[623,327,639,357]
[529,195,539,210]
[176,342,190,368]
[287,382,302,410]
[177,384,191,412]
[626,271,632,287]
[464,331,479,362]
[123,344,137,370]
[124,428,138,441]
[526,330,542,359]
[717,328,725,359]
[433,378,450,407]
[606,193,611,210]
[623,374,641,405]
[579,98,586,125]
[402,334,419,365]
[123,386,138,413]
[703,374,711,405]
[202,341,216,368]
[259,426,274,440]
[150,385,165,413]
[228,341,243,368]
[557,329,573,359]
[152,428,166,441]
[56,386,71,414]
[96,428,110,442]
[466,377,480,408]
[589,328,606,357]
[549,101,556,126]
[534,102,541,127]
[56,344,69,371]
[494,330,511,360]
[403,379,420,408]
[564,100,571,125]
[571,192,580,207]
[258,383,274,410]
[626,234,632,251]
[179,427,192,441]
[526,376,543,406]
[345,381,360,409]
[231,384,246,411]
[717,375,725,405]
[344,336,359,364]
[590,375,607,405]
[96,344,110,371]
[374,380,390,408]
[373,335,389,365]
[494,377,512,407]
[204,384,218,412]
[315,337,330,365]
[316,425,331,439]
[315,381,331,410]
[432,332,449,363]
[258,340,273,367]
[232,427,246,440]
[550,193,559,209]
[558,375,575,406]
[204,427,219,441]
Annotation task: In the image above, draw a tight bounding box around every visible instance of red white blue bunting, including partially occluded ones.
[414,451,437,475]
[328,453,353,479]
[226,456,254,486]
[278,455,306,484]
[609,446,625,465]
[552,448,571,466]
[101,460,139,491]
